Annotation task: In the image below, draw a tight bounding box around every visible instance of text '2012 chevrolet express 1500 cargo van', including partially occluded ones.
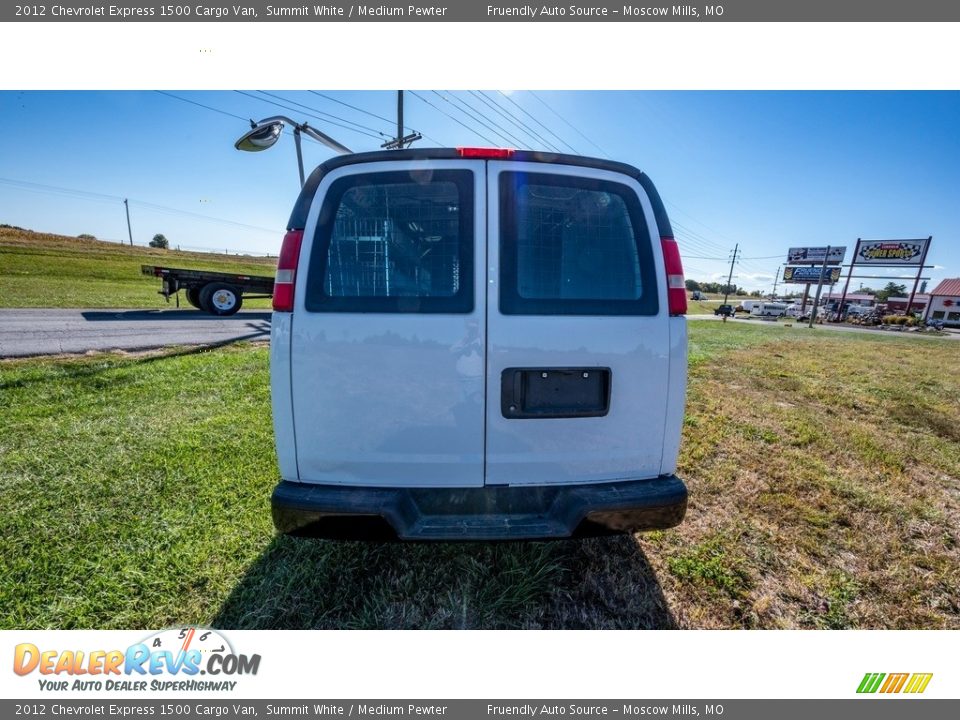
[268,148,688,540]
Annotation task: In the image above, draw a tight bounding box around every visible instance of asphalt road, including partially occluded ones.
[2,308,956,359]
[0,309,272,358]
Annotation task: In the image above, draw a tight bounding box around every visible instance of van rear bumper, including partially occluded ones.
[271,476,687,541]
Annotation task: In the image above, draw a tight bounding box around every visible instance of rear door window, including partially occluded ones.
[498,172,658,316]
[305,170,474,313]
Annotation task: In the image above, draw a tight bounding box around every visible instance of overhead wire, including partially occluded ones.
[307,90,441,145]
[452,91,535,149]
[471,91,562,152]
[407,91,499,145]
[240,90,390,140]
[435,91,519,147]
[0,176,276,234]
[154,91,249,123]
[235,91,382,142]
[528,91,610,158]
[505,92,582,155]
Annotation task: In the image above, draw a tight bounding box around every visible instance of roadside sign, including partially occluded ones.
[855,239,929,266]
[783,266,842,283]
[787,246,847,265]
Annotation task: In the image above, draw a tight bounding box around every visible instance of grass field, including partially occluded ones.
[0,226,276,309]
[1,323,958,629]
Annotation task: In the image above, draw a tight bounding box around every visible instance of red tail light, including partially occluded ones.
[660,236,687,316]
[273,229,304,312]
[457,147,515,159]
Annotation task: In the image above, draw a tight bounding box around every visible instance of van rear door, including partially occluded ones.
[484,161,670,485]
[289,159,486,487]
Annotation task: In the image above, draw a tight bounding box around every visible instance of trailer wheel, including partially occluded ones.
[199,283,243,316]
[185,287,203,310]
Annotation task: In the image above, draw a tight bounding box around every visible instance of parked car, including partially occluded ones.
[715,304,735,317]
[268,148,689,540]
[691,290,707,301]
[845,304,874,319]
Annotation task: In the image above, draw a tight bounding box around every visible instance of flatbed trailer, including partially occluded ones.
[141,264,275,315]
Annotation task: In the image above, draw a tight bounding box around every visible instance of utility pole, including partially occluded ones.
[381,90,422,150]
[772,264,781,298]
[808,245,831,328]
[722,243,739,310]
[397,89,403,144]
[123,198,133,246]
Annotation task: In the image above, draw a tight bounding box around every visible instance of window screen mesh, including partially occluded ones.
[514,184,642,301]
[324,181,461,298]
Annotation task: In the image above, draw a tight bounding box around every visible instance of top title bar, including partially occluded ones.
[6,1,960,22]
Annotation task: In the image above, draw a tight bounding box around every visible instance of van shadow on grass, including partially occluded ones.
[211,534,676,630]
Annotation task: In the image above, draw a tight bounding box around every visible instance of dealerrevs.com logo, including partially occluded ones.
[13,627,260,693]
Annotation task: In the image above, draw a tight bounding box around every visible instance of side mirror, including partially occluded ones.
[234,121,284,152]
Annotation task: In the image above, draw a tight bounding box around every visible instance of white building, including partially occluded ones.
[924,278,960,327]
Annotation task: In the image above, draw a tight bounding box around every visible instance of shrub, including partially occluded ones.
[149,233,169,249]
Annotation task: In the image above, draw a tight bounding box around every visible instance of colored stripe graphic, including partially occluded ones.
[904,673,933,694]
[857,673,885,693]
[857,672,932,694]
[880,673,909,693]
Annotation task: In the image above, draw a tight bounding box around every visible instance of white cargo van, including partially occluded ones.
[268,148,688,540]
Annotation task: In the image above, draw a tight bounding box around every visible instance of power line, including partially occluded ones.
[528,91,609,158]
[435,91,518,147]
[308,91,397,126]
[504,92,581,155]
[671,219,728,254]
[408,91,498,145]
[235,91,386,141]
[0,177,122,203]
[665,199,744,248]
[0,176,276,234]
[470,91,562,152]
[257,90,392,138]
[128,200,276,234]
[154,91,249,123]
[453,91,532,148]
[307,90,440,145]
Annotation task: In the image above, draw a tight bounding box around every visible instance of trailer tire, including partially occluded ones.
[185,287,203,310]
[199,283,243,316]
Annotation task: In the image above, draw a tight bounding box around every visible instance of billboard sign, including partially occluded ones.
[855,239,929,266]
[786,247,847,265]
[783,266,843,284]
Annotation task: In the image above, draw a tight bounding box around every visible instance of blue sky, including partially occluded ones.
[1,90,957,292]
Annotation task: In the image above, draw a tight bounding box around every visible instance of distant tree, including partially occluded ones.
[750,290,762,297]
[919,280,928,294]
[685,279,701,291]
[875,281,907,302]
[149,233,169,249]
[77,233,97,240]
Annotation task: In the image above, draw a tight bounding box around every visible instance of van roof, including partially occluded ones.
[286,148,673,238]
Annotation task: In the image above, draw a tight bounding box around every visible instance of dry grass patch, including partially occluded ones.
[643,335,960,629]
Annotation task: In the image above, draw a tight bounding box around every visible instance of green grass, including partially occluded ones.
[0,226,275,309]
[1,323,958,629]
